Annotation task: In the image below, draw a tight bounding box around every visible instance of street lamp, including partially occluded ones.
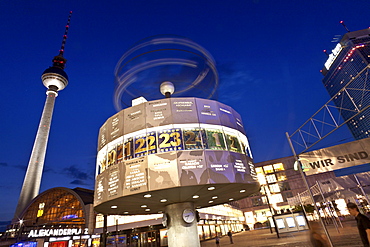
[257,174,279,238]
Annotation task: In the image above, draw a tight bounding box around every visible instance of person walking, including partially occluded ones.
[215,235,220,247]
[347,202,370,247]
[227,230,233,244]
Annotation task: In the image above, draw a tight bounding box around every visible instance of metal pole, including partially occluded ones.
[101,214,107,247]
[262,186,279,238]
[115,218,118,247]
[297,193,308,217]
[354,174,370,206]
[316,181,339,233]
[285,132,334,247]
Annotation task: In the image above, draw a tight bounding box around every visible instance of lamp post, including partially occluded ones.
[286,132,334,247]
[257,174,279,238]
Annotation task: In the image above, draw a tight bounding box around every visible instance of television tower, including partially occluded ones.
[13,12,72,221]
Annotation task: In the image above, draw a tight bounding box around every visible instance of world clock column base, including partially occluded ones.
[165,202,200,247]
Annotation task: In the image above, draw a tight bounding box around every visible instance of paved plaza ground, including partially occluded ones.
[200,220,364,247]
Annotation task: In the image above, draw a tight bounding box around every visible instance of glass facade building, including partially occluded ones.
[321,28,370,140]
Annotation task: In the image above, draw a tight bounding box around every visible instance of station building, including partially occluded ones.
[2,187,246,247]
[2,187,99,247]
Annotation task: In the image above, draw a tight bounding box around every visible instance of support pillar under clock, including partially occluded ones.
[165,202,200,247]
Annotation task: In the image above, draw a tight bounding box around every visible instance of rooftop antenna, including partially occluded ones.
[13,11,73,222]
[340,20,350,32]
[323,50,329,57]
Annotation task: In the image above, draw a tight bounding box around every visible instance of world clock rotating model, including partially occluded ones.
[113,35,219,110]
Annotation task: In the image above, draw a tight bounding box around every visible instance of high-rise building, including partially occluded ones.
[13,12,72,221]
[321,27,370,140]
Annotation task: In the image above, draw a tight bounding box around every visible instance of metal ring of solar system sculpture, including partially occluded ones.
[113,35,219,110]
[94,97,259,215]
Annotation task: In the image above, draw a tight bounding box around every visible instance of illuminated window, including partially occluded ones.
[21,188,88,228]
[276,172,287,181]
[261,196,268,205]
[269,184,280,193]
[270,194,283,204]
[260,185,267,194]
[255,167,263,174]
[263,165,274,174]
[266,174,277,183]
[273,163,284,171]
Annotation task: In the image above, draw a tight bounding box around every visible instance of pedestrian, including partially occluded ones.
[215,235,220,247]
[347,202,370,247]
[309,221,329,247]
[227,230,233,244]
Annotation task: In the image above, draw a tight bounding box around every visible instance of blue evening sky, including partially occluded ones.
[0,0,369,221]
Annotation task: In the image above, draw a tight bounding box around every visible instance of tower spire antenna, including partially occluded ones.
[52,11,72,69]
[59,11,72,57]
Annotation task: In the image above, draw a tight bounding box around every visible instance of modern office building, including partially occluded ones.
[321,27,370,140]
[239,156,370,230]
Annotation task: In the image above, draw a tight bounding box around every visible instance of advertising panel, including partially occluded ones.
[218,102,237,129]
[177,150,207,186]
[170,97,199,124]
[147,152,179,190]
[123,157,148,196]
[196,98,221,125]
[299,137,370,175]
[106,111,124,143]
[145,99,173,127]
[204,150,234,183]
[123,103,146,135]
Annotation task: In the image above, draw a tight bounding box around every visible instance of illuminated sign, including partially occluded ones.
[62,214,78,220]
[28,228,88,238]
[37,203,45,217]
[324,43,343,70]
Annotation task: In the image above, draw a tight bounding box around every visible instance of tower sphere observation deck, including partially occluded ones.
[42,66,69,92]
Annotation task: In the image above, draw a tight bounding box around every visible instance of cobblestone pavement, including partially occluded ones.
[200,220,363,247]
